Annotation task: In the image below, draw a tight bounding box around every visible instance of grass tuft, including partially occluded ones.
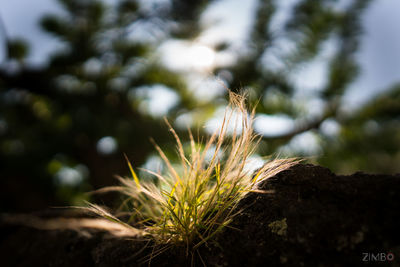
[86,92,298,252]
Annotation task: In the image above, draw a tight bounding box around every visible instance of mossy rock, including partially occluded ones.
[1,164,400,266]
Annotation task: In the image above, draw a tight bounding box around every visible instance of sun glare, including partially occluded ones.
[188,44,215,70]
[160,41,216,72]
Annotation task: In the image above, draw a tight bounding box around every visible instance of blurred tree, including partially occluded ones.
[0,0,214,211]
[0,0,399,212]
[319,84,400,173]
[211,0,399,174]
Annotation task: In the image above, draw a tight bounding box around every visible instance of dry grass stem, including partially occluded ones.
[85,92,299,250]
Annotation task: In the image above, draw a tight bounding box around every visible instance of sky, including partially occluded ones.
[345,0,400,106]
[1,0,400,108]
[1,0,397,186]
[0,0,63,65]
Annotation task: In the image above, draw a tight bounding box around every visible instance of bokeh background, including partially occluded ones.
[1,0,399,212]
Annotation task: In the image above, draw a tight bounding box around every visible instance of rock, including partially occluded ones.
[1,164,400,266]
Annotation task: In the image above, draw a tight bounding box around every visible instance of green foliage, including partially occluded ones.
[319,85,400,173]
[7,39,29,61]
[0,0,211,211]
[0,0,399,212]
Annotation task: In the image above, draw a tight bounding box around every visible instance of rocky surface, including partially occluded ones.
[1,164,400,266]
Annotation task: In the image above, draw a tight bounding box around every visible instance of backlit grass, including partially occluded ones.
[86,92,298,253]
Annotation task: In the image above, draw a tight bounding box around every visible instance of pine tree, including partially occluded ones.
[0,0,398,211]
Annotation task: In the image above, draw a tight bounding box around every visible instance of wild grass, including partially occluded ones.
[86,92,298,253]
